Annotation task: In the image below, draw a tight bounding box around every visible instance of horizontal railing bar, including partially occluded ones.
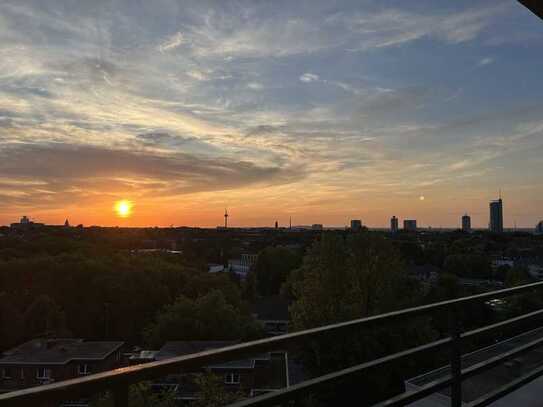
[229,314,543,406]
[226,337,453,407]
[465,363,543,407]
[461,308,543,341]
[373,330,543,407]
[375,375,453,406]
[461,334,543,381]
[2,281,543,406]
[375,327,543,407]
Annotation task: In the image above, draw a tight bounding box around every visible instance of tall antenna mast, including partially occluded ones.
[224,208,229,229]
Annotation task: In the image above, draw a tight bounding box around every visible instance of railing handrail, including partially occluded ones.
[2,280,543,406]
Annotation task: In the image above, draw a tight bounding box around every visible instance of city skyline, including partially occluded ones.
[1,1,542,227]
[10,194,540,231]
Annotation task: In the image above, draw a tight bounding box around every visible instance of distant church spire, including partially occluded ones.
[64,219,70,227]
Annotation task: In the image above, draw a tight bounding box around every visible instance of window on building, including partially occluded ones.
[78,364,90,375]
[36,368,50,380]
[20,368,24,380]
[224,372,240,384]
[2,367,12,379]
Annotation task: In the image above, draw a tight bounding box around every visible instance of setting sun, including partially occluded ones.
[114,200,133,218]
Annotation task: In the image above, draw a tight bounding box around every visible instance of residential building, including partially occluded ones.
[251,297,289,336]
[311,224,323,231]
[491,257,515,270]
[228,253,258,278]
[404,219,417,232]
[536,220,543,235]
[390,216,399,233]
[128,350,159,365]
[407,264,440,293]
[208,263,225,273]
[10,216,44,230]
[153,341,288,401]
[350,220,362,231]
[462,214,471,232]
[0,339,124,394]
[489,198,504,233]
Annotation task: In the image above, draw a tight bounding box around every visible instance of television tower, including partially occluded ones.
[224,209,229,229]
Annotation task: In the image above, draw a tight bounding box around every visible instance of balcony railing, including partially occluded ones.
[2,281,543,406]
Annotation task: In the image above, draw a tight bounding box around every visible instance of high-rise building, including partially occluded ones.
[390,216,399,233]
[536,221,543,235]
[404,219,417,232]
[350,219,362,231]
[489,198,503,233]
[462,214,471,232]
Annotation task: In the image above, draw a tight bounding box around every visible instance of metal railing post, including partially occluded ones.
[113,384,129,407]
[449,305,462,407]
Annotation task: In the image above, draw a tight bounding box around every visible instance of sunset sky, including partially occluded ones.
[1,0,542,228]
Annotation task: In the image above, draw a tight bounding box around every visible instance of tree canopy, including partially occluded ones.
[143,290,261,347]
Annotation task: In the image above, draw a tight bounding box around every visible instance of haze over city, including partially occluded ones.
[1,0,542,228]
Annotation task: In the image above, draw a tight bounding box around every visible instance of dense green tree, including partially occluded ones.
[0,250,245,345]
[505,265,532,287]
[23,295,69,338]
[241,270,257,302]
[193,373,243,407]
[91,382,176,407]
[143,290,261,347]
[253,247,301,297]
[503,266,542,318]
[426,273,462,302]
[443,254,491,279]
[0,293,24,350]
[287,232,436,405]
[290,233,415,329]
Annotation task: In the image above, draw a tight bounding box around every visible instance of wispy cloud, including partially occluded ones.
[158,32,184,53]
[0,142,305,208]
[341,3,511,51]
[299,73,319,83]
[0,0,541,226]
[247,82,264,90]
[477,57,494,66]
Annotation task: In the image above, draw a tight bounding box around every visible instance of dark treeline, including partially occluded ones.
[0,229,261,351]
[1,226,543,405]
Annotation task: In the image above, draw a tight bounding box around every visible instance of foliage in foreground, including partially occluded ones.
[287,232,437,405]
